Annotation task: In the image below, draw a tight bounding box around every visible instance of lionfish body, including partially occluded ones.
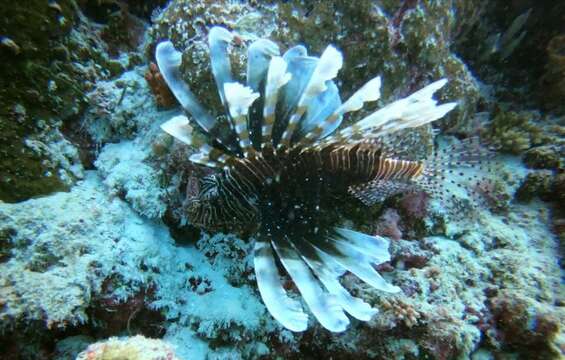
[156,27,461,332]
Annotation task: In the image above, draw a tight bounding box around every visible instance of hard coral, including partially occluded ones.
[487,109,543,154]
[375,209,403,241]
[145,62,176,109]
[488,294,562,358]
[515,171,553,202]
[523,145,562,170]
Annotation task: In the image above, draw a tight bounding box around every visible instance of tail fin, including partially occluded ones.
[416,137,496,206]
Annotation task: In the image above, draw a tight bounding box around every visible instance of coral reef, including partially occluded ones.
[0,0,563,359]
[95,141,166,219]
[0,1,143,202]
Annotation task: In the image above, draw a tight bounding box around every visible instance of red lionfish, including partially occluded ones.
[155,27,472,332]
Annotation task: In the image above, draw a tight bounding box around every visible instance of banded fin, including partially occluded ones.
[208,27,235,108]
[223,82,259,156]
[278,45,343,150]
[155,42,216,132]
[246,39,280,149]
[297,82,341,141]
[334,79,456,141]
[273,47,317,146]
[253,239,309,332]
[294,238,378,321]
[278,46,312,121]
[272,235,350,332]
[247,39,280,91]
[301,76,382,145]
[262,56,292,149]
[334,228,391,264]
[161,115,234,168]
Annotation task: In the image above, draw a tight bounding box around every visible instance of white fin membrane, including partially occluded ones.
[295,238,378,321]
[208,27,235,107]
[271,235,350,332]
[155,41,217,132]
[253,240,309,332]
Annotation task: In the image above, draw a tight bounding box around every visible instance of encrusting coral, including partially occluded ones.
[145,62,177,109]
[76,335,180,360]
[155,25,489,332]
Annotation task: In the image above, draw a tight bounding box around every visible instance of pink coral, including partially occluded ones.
[375,208,402,240]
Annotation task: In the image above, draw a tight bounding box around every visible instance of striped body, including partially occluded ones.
[188,142,425,232]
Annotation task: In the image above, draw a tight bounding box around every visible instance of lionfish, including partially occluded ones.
[155,27,475,332]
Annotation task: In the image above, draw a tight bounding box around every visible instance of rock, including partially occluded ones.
[523,146,561,170]
[515,171,553,202]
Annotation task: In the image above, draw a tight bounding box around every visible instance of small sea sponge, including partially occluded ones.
[76,335,180,360]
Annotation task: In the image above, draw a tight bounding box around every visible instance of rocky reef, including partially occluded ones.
[0,1,563,359]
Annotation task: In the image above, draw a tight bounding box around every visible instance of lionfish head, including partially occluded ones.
[155,26,463,332]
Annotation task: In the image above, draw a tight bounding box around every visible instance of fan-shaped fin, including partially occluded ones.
[301,76,381,145]
[188,144,231,168]
[247,39,280,91]
[295,238,378,321]
[334,228,391,264]
[155,41,216,133]
[161,115,233,168]
[312,231,400,294]
[247,39,280,149]
[160,115,200,146]
[254,240,309,332]
[349,179,417,206]
[278,45,343,150]
[341,79,456,139]
[297,81,341,141]
[223,82,259,156]
[262,56,292,149]
[328,79,456,144]
[272,47,317,146]
[271,235,350,332]
[208,27,235,108]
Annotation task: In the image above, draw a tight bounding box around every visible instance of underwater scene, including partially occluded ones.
[0,1,564,359]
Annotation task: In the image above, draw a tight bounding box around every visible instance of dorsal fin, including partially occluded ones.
[160,115,234,168]
[155,41,216,133]
[262,56,292,149]
[278,45,343,150]
[223,82,259,156]
[296,81,341,142]
[300,76,381,146]
[272,46,317,147]
[320,79,456,147]
[246,39,280,150]
[208,27,235,108]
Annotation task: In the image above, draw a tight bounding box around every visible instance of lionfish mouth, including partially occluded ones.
[155,27,462,332]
